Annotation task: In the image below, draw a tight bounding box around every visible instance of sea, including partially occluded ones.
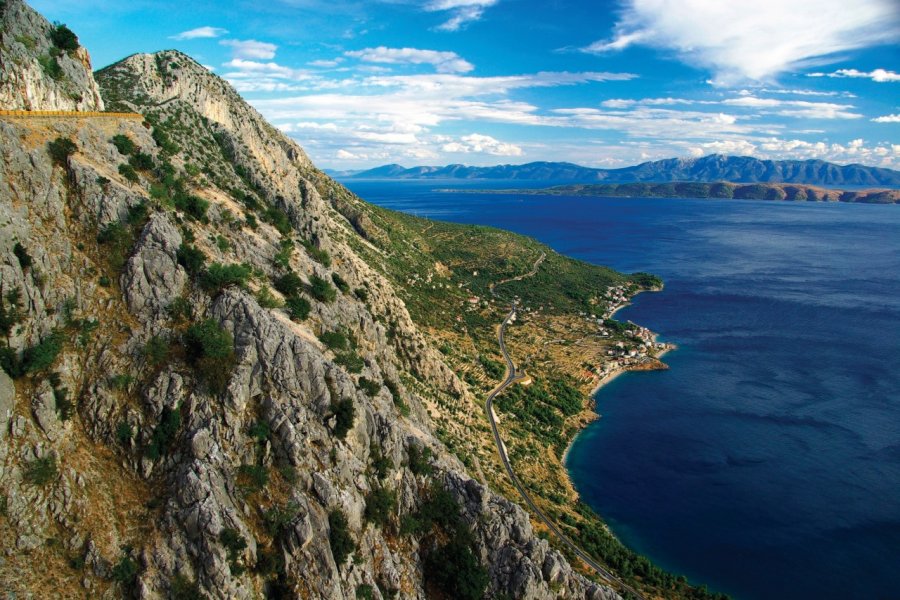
[339,179,900,600]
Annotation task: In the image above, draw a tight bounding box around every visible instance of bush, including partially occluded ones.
[220,528,247,575]
[50,23,78,52]
[23,455,57,486]
[22,330,65,374]
[201,262,251,292]
[407,446,433,476]
[38,54,63,80]
[356,584,374,600]
[328,510,355,567]
[118,163,139,183]
[176,243,206,275]
[262,501,300,536]
[331,272,349,293]
[364,487,396,527]
[237,464,268,494]
[13,243,32,269]
[357,377,381,397]
[274,272,303,297]
[309,275,336,303]
[331,398,355,440]
[285,296,311,321]
[264,206,292,235]
[255,286,282,308]
[335,352,364,374]
[169,574,203,600]
[110,134,135,155]
[354,287,369,302]
[128,151,154,171]
[183,319,235,394]
[0,346,21,378]
[116,422,133,446]
[174,193,209,221]
[47,137,76,167]
[143,335,170,369]
[319,330,349,351]
[145,405,181,459]
[111,554,138,586]
[424,538,489,600]
[301,240,331,267]
[97,222,134,272]
[0,287,22,337]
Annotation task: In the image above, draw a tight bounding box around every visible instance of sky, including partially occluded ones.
[32,0,900,170]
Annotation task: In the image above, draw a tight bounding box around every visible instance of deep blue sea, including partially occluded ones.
[340,179,900,600]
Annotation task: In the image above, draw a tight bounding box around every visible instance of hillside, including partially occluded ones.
[346,155,900,187]
[0,2,729,599]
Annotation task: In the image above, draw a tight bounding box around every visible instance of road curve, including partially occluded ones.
[486,258,646,599]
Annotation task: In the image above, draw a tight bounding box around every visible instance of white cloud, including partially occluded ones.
[171,26,228,40]
[309,58,344,68]
[681,137,900,168]
[345,47,474,73]
[807,68,900,82]
[442,133,523,156]
[425,0,498,31]
[584,0,900,85]
[220,39,278,60]
[222,58,312,80]
[872,114,900,123]
[722,96,862,119]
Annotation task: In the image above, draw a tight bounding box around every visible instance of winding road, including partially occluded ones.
[485,254,645,600]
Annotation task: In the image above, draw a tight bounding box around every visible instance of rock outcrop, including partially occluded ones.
[0,0,104,111]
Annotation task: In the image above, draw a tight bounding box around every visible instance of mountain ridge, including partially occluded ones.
[342,155,900,187]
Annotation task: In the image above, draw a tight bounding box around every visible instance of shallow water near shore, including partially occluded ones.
[341,179,900,600]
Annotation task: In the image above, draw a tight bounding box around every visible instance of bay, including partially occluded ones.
[341,179,900,600]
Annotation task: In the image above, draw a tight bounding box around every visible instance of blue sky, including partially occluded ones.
[32,0,900,170]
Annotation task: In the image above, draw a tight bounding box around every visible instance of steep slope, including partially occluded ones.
[0,0,104,110]
[348,155,900,187]
[0,11,628,600]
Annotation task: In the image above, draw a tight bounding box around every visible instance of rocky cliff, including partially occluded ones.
[0,2,621,598]
[0,0,104,111]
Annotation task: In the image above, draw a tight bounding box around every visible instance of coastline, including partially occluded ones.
[560,288,674,469]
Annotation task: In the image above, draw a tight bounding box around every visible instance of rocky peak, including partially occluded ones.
[0,0,104,110]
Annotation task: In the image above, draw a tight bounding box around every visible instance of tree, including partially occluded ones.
[50,23,78,53]
[328,510,355,566]
[47,137,76,167]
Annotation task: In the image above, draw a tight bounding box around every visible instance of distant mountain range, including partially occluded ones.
[331,155,900,187]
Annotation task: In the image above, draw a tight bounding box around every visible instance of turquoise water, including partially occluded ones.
[341,180,900,600]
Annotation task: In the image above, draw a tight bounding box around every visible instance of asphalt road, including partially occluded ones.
[485,299,646,600]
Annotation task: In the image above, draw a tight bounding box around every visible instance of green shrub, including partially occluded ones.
[200,263,251,292]
[354,287,369,302]
[128,151,154,171]
[50,23,78,52]
[319,330,349,351]
[331,272,349,293]
[364,487,396,527]
[145,405,181,459]
[255,286,282,308]
[144,335,171,369]
[110,134,135,155]
[215,235,230,252]
[176,243,206,275]
[38,54,63,80]
[330,398,355,439]
[356,584,375,600]
[237,464,268,494]
[0,347,21,378]
[370,446,391,479]
[97,222,134,272]
[169,574,203,600]
[263,206,292,235]
[174,194,209,221]
[248,420,270,444]
[23,455,57,486]
[167,296,192,322]
[285,296,311,321]
[407,446,433,476]
[274,272,303,297]
[357,377,381,397]
[220,528,247,575]
[328,510,355,567]
[262,501,300,536]
[334,352,364,373]
[183,319,235,393]
[54,386,73,420]
[13,243,32,270]
[309,275,336,303]
[116,422,133,446]
[111,554,138,586]
[301,240,331,267]
[424,537,489,600]
[47,137,76,167]
[273,239,293,269]
[0,287,23,337]
[22,330,65,374]
[118,163,139,183]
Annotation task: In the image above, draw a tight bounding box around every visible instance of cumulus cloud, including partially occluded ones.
[442,133,523,156]
[220,39,278,60]
[872,114,900,123]
[584,0,900,85]
[345,47,474,73]
[682,137,900,167]
[171,26,228,40]
[807,68,900,82]
[425,0,498,31]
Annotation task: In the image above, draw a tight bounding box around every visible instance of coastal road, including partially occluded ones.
[486,255,646,600]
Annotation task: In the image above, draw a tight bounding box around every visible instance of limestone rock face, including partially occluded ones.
[0,0,104,111]
[122,213,186,322]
